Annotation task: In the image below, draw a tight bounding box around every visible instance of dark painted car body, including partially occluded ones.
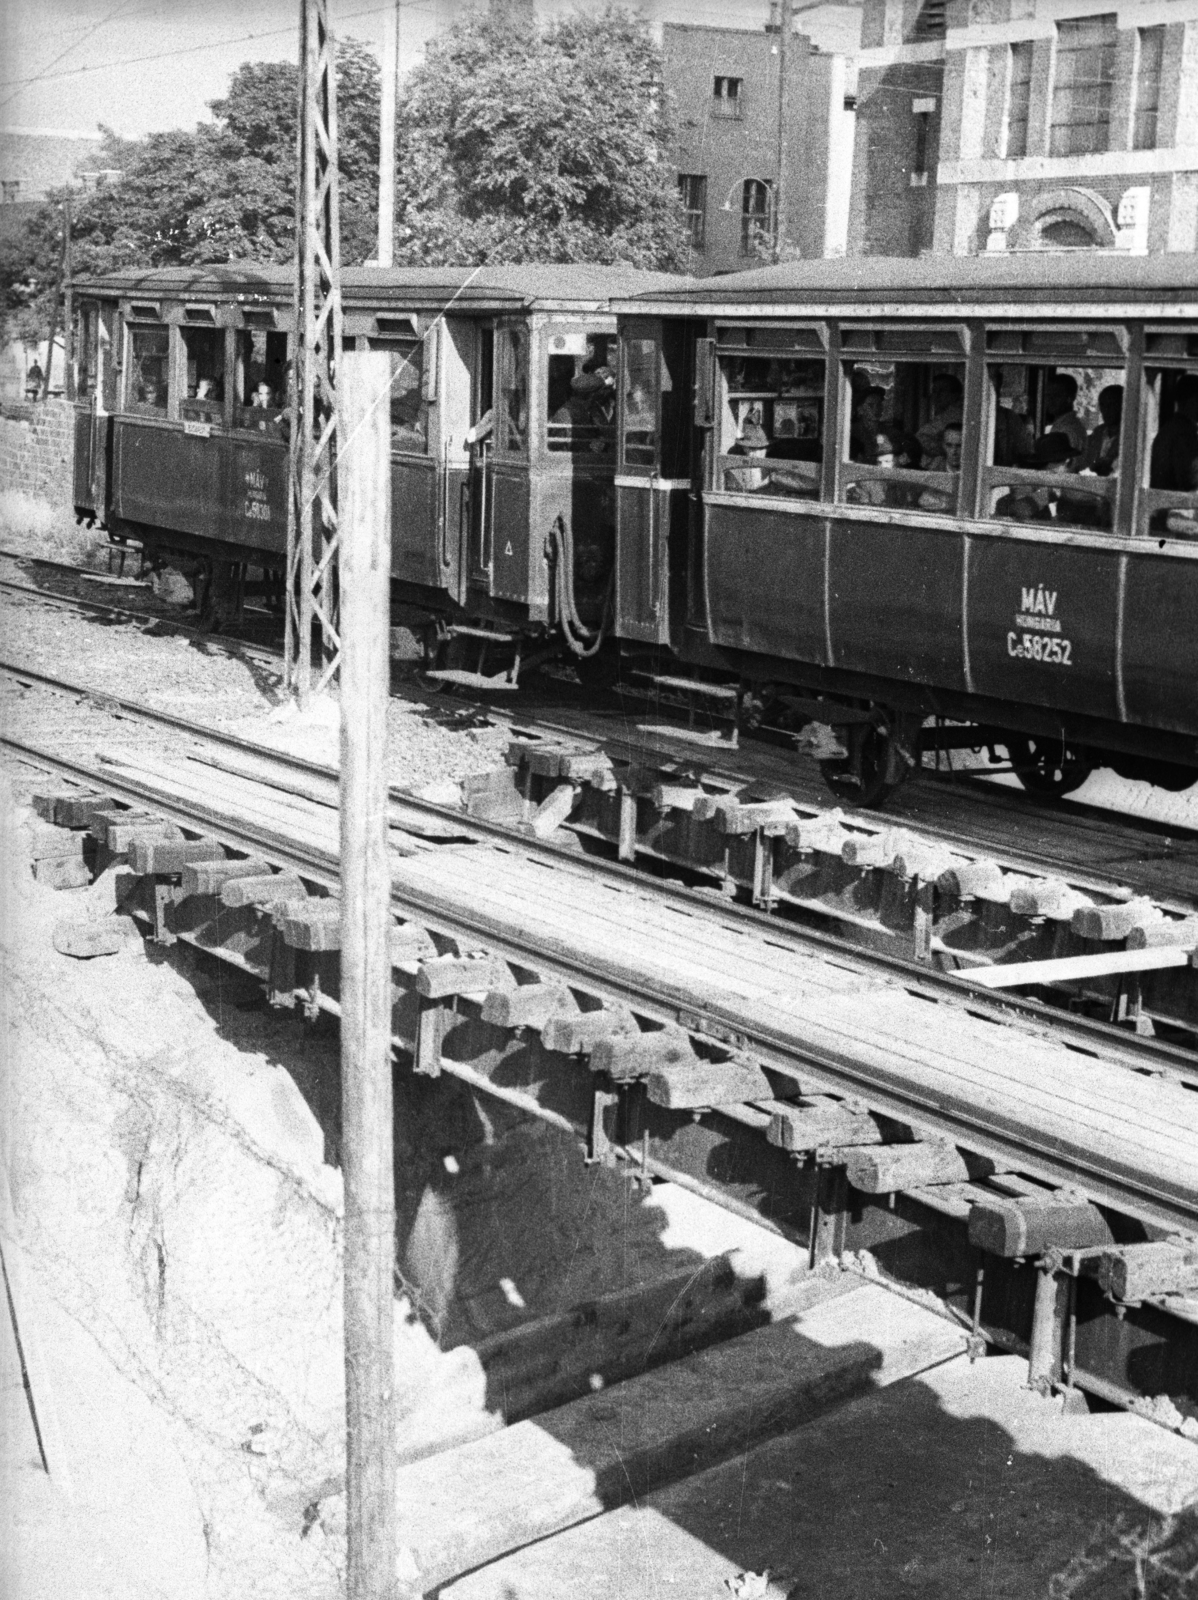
[612,254,1198,772]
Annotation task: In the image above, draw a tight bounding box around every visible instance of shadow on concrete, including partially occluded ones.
[440,1349,1198,1600]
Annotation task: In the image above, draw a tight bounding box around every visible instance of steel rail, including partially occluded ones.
[8,556,1198,893]
[4,728,1197,1237]
[0,575,281,663]
[2,652,1195,1087]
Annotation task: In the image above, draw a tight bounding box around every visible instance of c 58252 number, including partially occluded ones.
[1007,631,1071,666]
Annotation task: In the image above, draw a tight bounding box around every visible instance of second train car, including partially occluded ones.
[609,253,1198,803]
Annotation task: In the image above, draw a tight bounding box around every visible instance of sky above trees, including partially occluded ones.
[0,0,863,138]
[2,5,692,346]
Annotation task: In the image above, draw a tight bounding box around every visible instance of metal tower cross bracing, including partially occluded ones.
[285,0,345,706]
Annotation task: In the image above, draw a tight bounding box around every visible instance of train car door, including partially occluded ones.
[73,301,115,519]
[466,323,495,590]
[488,319,532,604]
[614,318,694,645]
[383,317,442,593]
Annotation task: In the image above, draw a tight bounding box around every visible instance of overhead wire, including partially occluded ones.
[0,0,440,102]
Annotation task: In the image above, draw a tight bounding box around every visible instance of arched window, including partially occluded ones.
[1037,216,1101,249]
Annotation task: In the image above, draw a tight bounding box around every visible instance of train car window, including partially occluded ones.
[387,339,428,454]
[76,305,97,399]
[1139,364,1198,538]
[180,326,225,422]
[623,337,658,466]
[546,332,615,456]
[233,329,289,435]
[983,359,1122,530]
[127,325,169,414]
[838,359,962,512]
[499,326,528,453]
[716,347,824,498]
[97,305,117,409]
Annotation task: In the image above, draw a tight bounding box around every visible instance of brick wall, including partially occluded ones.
[0,397,75,506]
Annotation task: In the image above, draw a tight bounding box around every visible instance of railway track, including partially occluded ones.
[7,665,1198,1423]
[4,663,1198,1226]
[6,564,1198,1051]
[5,647,1198,1050]
[5,554,1197,905]
[0,548,281,660]
[1,650,1195,1064]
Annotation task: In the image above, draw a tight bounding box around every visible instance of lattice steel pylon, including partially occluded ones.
[285,0,345,706]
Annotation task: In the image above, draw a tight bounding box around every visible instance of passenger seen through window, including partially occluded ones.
[986,362,1121,529]
[129,326,168,413]
[1144,370,1198,535]
[500,327,528,453]
[181,326,225,420]
[718,350,824,496]
[387,340,428,454]
[547,333,615,455]
[840,360,962,511]
[233,329,289,435]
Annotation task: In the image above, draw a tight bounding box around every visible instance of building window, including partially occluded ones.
[712,76,743,119]
[678,174,707,251]
[1132,25,1166,151]
[0,180,20,204]
[1050,14,1117,158]
[912,0,947,41]
[740,179,776,257]
[911,98,935,186]
[1005,41,1034,159]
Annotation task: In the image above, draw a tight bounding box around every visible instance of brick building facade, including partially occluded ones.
[0,397,76,507]
[664,15,856,272]
[849,0,1198,256]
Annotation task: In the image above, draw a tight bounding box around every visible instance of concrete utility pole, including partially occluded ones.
[774,0,792,264]
[339,344,399,1600]
[285,0,344,707]
[291,4,398,1597]
[378,0,398,266]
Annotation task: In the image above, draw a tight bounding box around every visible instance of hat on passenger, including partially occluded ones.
[738,421,769,450]
[572,366,615,394]
[1033,432,1075,468]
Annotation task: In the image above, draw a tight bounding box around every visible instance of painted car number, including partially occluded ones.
[1007,631,1072,665]
[1008,584,1071,666]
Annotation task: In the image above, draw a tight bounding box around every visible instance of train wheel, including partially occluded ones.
[818,717,910,809]
[1007,736,1093,798]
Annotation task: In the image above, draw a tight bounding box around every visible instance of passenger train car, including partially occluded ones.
[609,254,1198,802]
[71,255,1198,804]
[71,262,676,680]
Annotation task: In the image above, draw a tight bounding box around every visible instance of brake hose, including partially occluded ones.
[546,514,611,659]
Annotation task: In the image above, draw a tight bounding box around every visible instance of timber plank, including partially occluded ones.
[407,851,1198,1169]
[83,749,1198,1219]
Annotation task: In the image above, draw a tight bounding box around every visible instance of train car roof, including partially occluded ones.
[72,261,682,313]
[613,252,1198,318]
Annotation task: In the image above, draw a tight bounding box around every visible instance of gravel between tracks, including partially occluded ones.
[0,580,512,790]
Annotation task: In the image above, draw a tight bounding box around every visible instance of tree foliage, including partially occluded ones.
[392,6,688,269]
[2,8,688,348]
[1,42,380,345]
